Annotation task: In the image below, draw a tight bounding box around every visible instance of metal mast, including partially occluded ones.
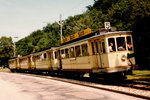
[57,14,63,41]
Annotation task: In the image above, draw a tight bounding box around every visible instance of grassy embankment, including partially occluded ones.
[0,68,10,72]
[127,70,150,80]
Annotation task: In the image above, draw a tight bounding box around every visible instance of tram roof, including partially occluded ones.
[60,31,132,48]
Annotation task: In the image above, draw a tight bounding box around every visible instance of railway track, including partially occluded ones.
[7,72,150,100]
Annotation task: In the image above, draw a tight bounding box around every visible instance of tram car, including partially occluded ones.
[8,57,17,72]
[60,28,135,78]
[31,47,59,72]
[8,27,135,78]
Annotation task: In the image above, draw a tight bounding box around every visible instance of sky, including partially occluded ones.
[0,0,94,42]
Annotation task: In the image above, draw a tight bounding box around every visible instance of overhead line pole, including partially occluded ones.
[14,42,16,57]
[13,37,18,57]
[57,14,63,41]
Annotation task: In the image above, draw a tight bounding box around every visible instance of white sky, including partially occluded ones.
[0,0,94,42]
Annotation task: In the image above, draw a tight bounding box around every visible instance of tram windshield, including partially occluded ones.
[108,38,116,52]
[127,36,133,51]
[108,36,133,52]
[116,37,126,51]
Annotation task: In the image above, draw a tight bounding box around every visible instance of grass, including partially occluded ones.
[0,68,10,72]
[127,70,150,80]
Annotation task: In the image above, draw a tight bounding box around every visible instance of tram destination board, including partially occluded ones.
[61,28,91,44]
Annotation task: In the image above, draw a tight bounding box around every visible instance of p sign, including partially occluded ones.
[104,22,111,30]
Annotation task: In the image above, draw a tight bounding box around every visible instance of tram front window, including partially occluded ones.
[108,38,116,52]
[127,36,133,51]
[116,37,126,51]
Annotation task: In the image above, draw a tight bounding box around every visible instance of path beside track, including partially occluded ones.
[0,72,145,100]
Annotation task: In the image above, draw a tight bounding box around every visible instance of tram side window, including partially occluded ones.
[108,38,116,52]
[54,51,57,59]
[44,53,47,59]
[81,44,88,56]
[32,56,35,62]
[40,54,44,61]
[70,47,75,57]
[127,36,133,51]
[61,50,65,59]
[36,55,41,61]
[117,37,126,51]
[75,46,81,57]
[91,42,95,55]
[23,58,27,63]
[65,48,69,58]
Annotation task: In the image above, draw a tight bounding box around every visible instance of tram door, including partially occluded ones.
[49,51,54,67]
[27,56,31,69]
[99,39,108,68]
[97,39,107,68]
[91,40,102,68]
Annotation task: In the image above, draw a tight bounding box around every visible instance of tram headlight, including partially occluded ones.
[121,55,126,61]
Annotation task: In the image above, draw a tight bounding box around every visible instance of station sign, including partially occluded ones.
[61,28,91,44]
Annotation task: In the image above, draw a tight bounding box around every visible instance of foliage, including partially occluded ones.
[127,70,150,80]
[16,22,60,55]
[132,16,150,68]
[0,37,14,67]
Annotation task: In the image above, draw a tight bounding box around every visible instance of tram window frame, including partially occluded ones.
[65,48,69,58]
[75,45,81,57]
[108,38,116,52]
[81,43,89,56]
[116,37,126,51]
[69,47,75,58]
[127,36,133,51]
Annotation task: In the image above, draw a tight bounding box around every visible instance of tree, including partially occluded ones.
[0,37,14,67]
[132,16,150,69]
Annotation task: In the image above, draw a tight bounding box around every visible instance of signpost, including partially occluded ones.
[104,22,111,30]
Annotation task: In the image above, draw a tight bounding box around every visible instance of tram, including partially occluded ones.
[8,26,135,79]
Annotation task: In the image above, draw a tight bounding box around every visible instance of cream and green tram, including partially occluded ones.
[60,30,135,78]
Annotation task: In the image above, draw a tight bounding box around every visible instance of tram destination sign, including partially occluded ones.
[61,28,91,44]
